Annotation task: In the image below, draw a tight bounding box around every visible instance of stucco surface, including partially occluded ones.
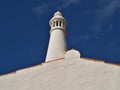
[0,50,120,90]
[45,29,66,61]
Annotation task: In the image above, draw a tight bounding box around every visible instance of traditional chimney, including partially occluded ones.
[45,11,67,62]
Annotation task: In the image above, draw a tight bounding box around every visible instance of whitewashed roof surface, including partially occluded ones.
[0,50,120,90]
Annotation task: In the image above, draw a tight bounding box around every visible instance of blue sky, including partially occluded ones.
[0,0,120,74]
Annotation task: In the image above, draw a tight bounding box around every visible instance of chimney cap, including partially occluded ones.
[49,11,67,25]
[54,11,62,16]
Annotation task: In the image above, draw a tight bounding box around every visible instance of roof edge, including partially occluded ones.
[0,57,120,76]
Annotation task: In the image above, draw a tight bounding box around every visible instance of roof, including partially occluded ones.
[0,57,120,76]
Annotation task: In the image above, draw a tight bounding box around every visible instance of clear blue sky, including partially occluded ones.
[0,0,120,74]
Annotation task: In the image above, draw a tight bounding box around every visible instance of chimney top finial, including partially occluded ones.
[54,11,62,16]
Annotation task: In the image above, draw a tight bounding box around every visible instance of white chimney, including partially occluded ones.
[45,11,67,62]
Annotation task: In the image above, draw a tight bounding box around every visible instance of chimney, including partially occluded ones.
[45,11,67,62]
